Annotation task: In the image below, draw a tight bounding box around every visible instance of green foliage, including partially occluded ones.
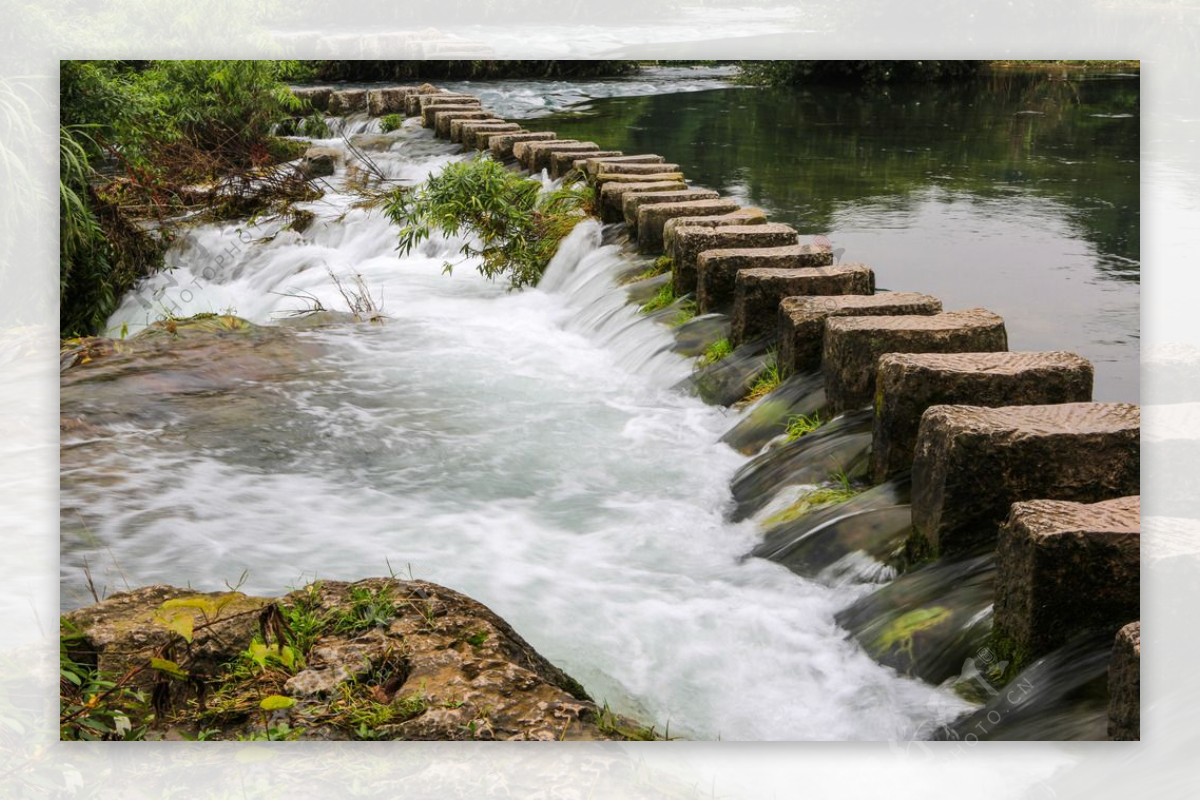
[60,646,149,740]
[314,60,640,81]
[333,585,397,634]
[697,337,733,367]
[639,283,675,314]
[744,352,781,403]
[302,112,330,138]
[592,701,660,741]
[387,156,591,289]
[785,412,824,442]
[378,113,404,134]
[668,299,696,328]
[762,478,864,528]
[738,61,984,86]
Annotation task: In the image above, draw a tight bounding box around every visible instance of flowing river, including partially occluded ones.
[61,68,1136,740]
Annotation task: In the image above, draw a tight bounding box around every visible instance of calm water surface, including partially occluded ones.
[523,71,1139,401]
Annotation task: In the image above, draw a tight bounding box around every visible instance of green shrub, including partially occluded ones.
[379,113,403,133]
[386,156,591,289]
[738,61,984,86]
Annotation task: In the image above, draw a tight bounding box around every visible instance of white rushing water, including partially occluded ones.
[62,117,969,740]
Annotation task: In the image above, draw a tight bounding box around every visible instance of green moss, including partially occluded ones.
[697,337,732,367]
[869,606,953,670]
[784,412,824,442]
[639,283,676,314]
[761,478,862,527]
[668,299,697,328]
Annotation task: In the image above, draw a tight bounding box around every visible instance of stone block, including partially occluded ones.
[328,89,368,115]
[421,103,480,128]
[551,150,622,179]
[635,200,746,255]
[779,293,942,378]
[292,86,333,112]
[1108,621,1141,740]
[823,308,1007,412]
[599,181,689,224]
[872,351,1094,481]
[732,265,876,346]
[582,154,665,176]
[621,189,720,233]
[994,496,1140,663]
[910,402,1141,557]
[452,119,515,145]
[367,87,415,116]
[595,162,681,176]
[489,131,556,160]
[693,240,829,308]
[594,172,687,194]
[513,141,599,173]
[434,110,497,138]
[474,128,529,150]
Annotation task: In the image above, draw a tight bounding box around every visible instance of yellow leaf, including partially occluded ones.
[150,657,188,680]
[259,695,295,711]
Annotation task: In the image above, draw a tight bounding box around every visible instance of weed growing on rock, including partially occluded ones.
[697,337,733,368]
[378,114,403,133]
[640,283,676,314]
[785,412,824,442]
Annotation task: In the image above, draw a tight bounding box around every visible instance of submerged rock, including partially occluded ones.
[60,578,656,741]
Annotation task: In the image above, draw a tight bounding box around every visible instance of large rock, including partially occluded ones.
[993,497,1140,664]
[822,308,1007,412]
[599,181,689,224]
[551,150,622,179]
[910,403,1141,557]
[489,131,556,160]
[732,265,876,346]
[421,102,481,128]
[635,199,745,254]
[694,240,830,308]
[300,146,341,178]
[594,172,687,193]
[871,351,1094,481]
[1108,621,1141,740]
[328,89,368,115]
[779,293,942,378]
[61,579,654,741]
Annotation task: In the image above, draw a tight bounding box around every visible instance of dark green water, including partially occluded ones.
[522,71,1139,401]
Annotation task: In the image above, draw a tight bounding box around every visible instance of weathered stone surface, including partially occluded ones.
[415,93,479,114]
[596,162,681,176]
[872,351,1094,481]
[911,403,1141,557]
[621,189,718,232]
[421,102,480,128]
[458,122,520,148]
[552,149,624,177]
[594,173,687,195]
[1108,621,1141,740]
[489,131,556,160]
[449,118,506,144]
[62,578,652,741]
[780,293,942,378]
[822,309,1007,412]
[732,265,876,347]
[636,200,746,254]
[599,181,689,223]
[433,109,496,138]
[328,89,368,115]
[994,496,1140,664]
[367,87,415,116]
[292,86,333,112]
[300,146,341,178]
[517,141,600,174]
[582,154,665,176]
[691,239,828,308]
[662,208,769,246]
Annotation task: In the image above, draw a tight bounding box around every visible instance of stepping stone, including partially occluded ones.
[695,240,830,310]
[582,154,666,176]
[421,103,480,128]
[662,208,769,254]
[635,199,746,255]
[514,141,600,173]
[594,162,680,176]
[594,172,687,193]
[621,189,720,231]
[490,131,556,160]
[292,86,333,112]
[1108,621,1141,740]
[910,402,1141,558]
[367,87,416,116]
[823,308,1008,412]
[599,181,689,223]
[453,119,517,145]
[779,293,942,378]
[673,224,803,299]
[434,110,497,138]
[328,89,368,115]
[414,94,480,116]
[551,150,622,179]
[994,496,1140,664]
[474,128,530,151]
[732,265,876,346]
[871,351,1094,481]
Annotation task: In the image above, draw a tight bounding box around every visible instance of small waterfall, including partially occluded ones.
[720,370,827,455]
[674,338,772,406]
